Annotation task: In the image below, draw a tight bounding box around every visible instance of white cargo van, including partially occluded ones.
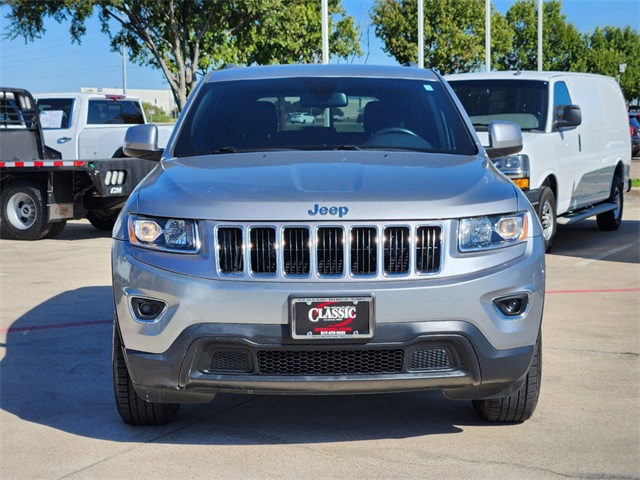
[446,71,632,251]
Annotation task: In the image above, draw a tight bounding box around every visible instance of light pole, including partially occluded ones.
[122,43,127,95]
[618,62,627,85]
[537,0,543,71]
[418,0,424,68]
[321,0,329,65]
[485,0,491,72]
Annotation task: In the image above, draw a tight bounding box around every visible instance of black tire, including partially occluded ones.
[473,336,541,423]
[44,220,67,239]
[0,181,50,240]
[87,209,120,231]
[113,325,179,426]
[596,175,623,231]
[537,186,556,253]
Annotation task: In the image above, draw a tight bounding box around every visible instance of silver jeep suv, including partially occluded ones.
[113,64,545,426]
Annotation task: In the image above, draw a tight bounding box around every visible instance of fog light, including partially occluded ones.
[493,293,529,318]
[131,297,166,322]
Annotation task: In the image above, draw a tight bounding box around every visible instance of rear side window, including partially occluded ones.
[87,100,144,125]
[37,98,74,129]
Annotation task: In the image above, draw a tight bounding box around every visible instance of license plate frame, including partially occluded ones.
[290,296,374,340]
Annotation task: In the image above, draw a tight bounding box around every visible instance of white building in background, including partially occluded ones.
[80,87,177,116]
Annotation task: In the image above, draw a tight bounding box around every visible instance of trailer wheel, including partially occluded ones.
[44,221,67,239]
[87,209,120,231]
[0,181,50,240]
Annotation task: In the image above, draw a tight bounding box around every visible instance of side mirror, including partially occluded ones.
[555,104,582,129]
[123,124,163,161]
[485,121,523,159]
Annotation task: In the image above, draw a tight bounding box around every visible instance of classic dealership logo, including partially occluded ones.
[308,203,349,218]
[308,301,357,323]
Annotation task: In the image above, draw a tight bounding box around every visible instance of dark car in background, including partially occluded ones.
[630,113,640,157]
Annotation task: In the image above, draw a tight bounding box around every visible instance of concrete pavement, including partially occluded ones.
[1,194,638,479]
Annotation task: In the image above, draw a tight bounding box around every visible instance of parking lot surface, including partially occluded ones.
[1,189,638,479]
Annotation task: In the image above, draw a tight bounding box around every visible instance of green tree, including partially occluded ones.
[142,102,174,124]
[371,0,512,74]
[573,26,640,103]
[3,0,361,111]
[496,0,584,71]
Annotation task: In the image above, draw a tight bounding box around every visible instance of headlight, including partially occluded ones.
[492,154,529,174]
[128,215,199,253]
[458,212,528,252]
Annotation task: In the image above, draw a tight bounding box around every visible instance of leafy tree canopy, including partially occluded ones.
[496,0,584,71]
[371,0,512,75]
[3,0,361,110]
[573,26,640,102]
[142,102,174,124]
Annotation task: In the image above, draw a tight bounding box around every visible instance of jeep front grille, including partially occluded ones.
[215,223,442,279]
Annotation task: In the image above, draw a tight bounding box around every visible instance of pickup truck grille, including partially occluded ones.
[216,223,442,279]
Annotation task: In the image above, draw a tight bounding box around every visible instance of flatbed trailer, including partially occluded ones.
[1,87,156,240]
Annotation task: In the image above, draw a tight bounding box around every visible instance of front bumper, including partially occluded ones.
[123,321,535,403]
[113,235,545,403]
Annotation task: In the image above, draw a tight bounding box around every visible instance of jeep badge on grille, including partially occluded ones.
[308,204,349,217]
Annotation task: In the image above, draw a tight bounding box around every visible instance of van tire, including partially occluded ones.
[596,175,623,231]
[0,181,50,240]
[113,325,180,426]
[537,187,556,252]
[472,336,541,423]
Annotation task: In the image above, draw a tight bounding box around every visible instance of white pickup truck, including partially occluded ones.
[34,92,173,160]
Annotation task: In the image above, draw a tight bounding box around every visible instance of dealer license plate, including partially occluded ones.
[291,297,373,340]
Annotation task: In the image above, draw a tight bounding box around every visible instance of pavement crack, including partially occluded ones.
[546,346,639,357]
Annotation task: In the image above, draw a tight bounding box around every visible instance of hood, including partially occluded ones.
[135,151,518,221]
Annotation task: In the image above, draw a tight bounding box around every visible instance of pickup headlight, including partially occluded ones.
[458,212,528,252]
[128,215,199,253]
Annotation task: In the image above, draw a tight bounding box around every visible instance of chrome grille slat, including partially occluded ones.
[384,226,410,275]
[416,226,441,273]
[351,227,377,275]
[317,227,344,275]
[217,227,244,274]
[215,224,442,279]
[250,227,276,274]
[284,227,310,275]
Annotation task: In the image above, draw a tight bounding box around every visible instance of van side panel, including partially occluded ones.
[563,75,631,208]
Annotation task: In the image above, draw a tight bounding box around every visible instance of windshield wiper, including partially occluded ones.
[211,146,238,154]
[335,145,360,151]
[471,122,490,131]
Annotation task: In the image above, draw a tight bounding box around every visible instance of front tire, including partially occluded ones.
[0,181,50,240]
[537,186,556,253]
[113,325,179,426]
[473,336,541,423]
[87,209,120,231]
[596,175,623,231]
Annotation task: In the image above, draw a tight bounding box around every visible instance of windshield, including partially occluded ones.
[173,76,476,157]
[450,79,548,132]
